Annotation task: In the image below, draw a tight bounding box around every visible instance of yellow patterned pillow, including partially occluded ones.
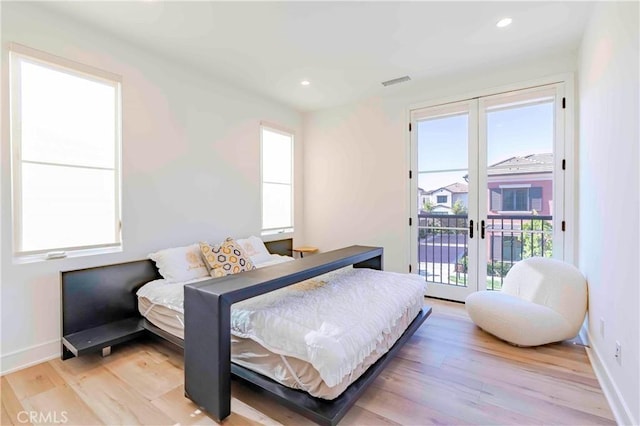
[199,238,256,278]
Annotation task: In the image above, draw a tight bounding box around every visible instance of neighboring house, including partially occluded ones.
[420,182,469,214]
[419,154,553,262]
[487,153,553,216]
[486,153,553,262]
[420,154,552,216]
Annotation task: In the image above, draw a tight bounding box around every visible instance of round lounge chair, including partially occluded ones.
[465,257,587,346]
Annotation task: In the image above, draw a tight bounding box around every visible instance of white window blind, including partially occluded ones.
[261,125,293,235]
[10,45,122,258]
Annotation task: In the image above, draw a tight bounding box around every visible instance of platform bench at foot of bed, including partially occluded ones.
[184,245,431,426]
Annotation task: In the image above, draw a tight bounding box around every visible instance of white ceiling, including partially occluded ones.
[37,1,594,112]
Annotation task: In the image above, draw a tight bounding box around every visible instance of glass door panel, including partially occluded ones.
[413,101,478,301]
[479,86,562,291]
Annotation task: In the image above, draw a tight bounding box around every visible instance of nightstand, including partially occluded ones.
[293,246,318,258]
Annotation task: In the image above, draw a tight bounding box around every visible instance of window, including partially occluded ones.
[490,186,543,212]
[261,125,293,235]
[10,45,122,259]
[502,188,529,211]
[436,195,448,204]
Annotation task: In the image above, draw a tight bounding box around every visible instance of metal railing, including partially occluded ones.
[417,213,553,290]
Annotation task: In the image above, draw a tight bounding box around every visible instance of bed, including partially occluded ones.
[61,240,432,425]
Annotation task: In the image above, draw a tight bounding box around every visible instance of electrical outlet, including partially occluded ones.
[600,317,605,337]
[615,341,622,365]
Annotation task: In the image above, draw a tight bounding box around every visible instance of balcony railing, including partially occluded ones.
[417,213,553,290]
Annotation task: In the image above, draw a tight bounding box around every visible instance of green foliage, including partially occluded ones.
[487,261,513,277]
[452,200,468,215]
[522,220,553,258]
[422,199,434,212]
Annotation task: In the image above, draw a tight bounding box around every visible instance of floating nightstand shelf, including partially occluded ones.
[62,317,145,357]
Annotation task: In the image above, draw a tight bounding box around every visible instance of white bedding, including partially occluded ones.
[137,254,426,389]
[139,296,419,399]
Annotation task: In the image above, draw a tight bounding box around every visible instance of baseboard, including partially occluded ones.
[586,330,637,426]
[0,339,60,376]
[579,321,590,346]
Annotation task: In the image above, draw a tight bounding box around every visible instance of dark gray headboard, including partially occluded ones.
[61,259,160,336]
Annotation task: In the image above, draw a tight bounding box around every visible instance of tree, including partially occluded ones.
[452,200,467,215]
[422,199,434,212]
[522,220,553,258]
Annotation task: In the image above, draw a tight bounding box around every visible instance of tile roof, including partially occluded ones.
[487,153,553,176]
[421,154,552,194]
[426,182,469,194]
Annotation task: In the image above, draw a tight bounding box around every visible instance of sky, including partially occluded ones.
[417,99,554,193]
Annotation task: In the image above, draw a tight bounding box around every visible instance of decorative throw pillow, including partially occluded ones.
[236,235,273,265]
[148,244,210,283]
[199,238,256,278]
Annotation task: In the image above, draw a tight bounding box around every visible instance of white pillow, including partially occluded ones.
[236,236,272,264]
[148,244,210,283]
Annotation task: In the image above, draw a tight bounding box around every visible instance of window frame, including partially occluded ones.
[260,123,294,236]
[436,195,448,204]
[9,44,123,260]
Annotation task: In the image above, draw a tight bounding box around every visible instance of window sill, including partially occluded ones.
[13,245,122,265]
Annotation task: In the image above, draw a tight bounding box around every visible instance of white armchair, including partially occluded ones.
[465,257,587,346]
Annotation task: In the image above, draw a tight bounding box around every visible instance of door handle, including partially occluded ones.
[481,220,486,239]
[469,220,474,239]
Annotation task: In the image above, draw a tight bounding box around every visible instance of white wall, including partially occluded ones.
[303,53,577,273]
[578,2,639,424]
[0,2,303,373]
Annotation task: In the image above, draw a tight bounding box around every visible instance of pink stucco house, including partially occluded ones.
[487,153,553,216]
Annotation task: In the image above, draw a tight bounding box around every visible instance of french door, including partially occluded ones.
[410,83,566,301]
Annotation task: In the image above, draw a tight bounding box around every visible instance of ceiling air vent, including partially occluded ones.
[381,75,411,87]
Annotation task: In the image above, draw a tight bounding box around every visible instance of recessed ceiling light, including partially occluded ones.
[496,17,513,28]
[301,80,310,86]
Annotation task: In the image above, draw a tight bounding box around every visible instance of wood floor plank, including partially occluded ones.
[339,404,401,426]
[229,395,283,426]
[150,385,219,426]
[441,347,614,419]
[103,350,183,400]
[21,385,102,425]
[381,357,485,400]
[70,366,175,425]
[0,298,615,425]
[230,381,316,426]
[4,363,65,401]
[392,334,452,368]
[1,377,27,426]
[140,338,183,367]
[480,381,616,425]
[1,400,14,426]
[150,384,281,426]
[355,383,464,425]
[48,356,103,386]
[366,359,541,426]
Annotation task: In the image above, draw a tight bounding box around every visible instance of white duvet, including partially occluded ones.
[137,260,426,388]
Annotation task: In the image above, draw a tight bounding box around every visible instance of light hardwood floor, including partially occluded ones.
[1,299,615,425]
